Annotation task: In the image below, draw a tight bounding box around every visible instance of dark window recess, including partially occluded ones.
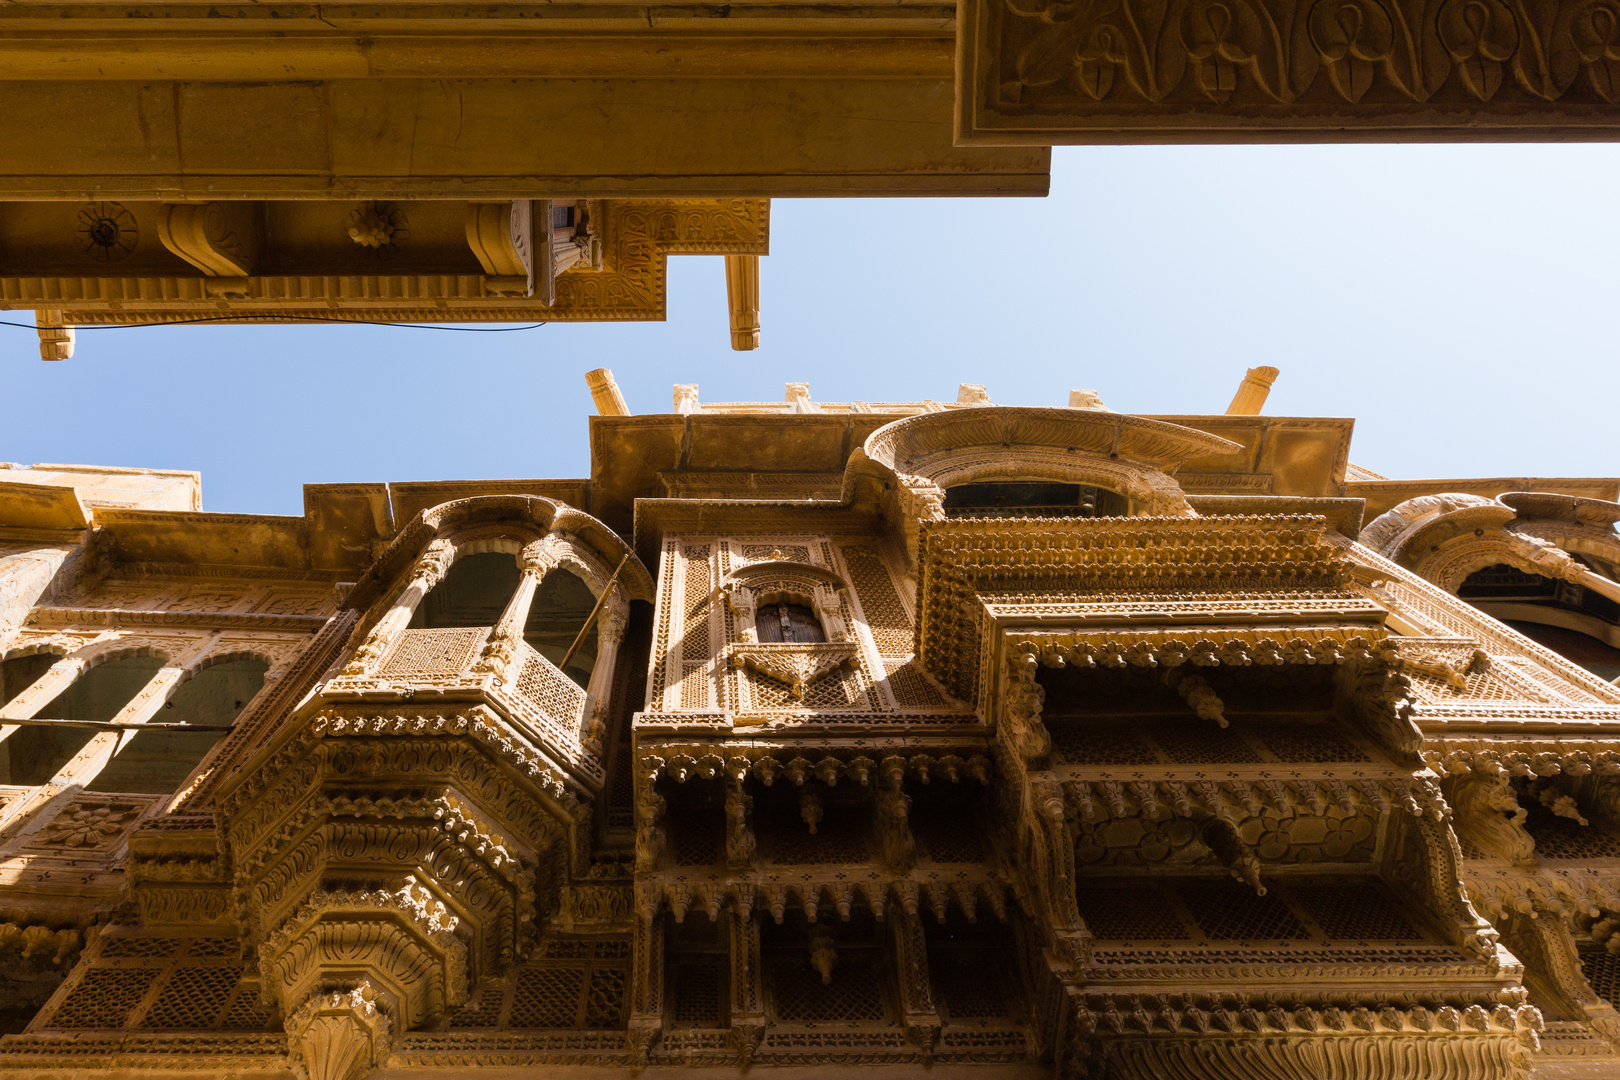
[1460,563,1620,680]
[4,654,165,786]
[755,603,826,644]
[409,551,520,629]
[1460,563,1620,625]
[524,568,599,688]
[942,481,1127,519]
[90,657,268,795]
[552,205,577,230]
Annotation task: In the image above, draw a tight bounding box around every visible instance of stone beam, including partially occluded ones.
[0,79,1050,200]
[956,0,1620,143]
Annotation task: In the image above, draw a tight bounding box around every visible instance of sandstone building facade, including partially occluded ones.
[1,372,1619,1079]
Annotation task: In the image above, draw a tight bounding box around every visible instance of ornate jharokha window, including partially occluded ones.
[402,546,605,688]
[525,568,600,687]
[941,481,1128,519]
[408,550,521,630]
[754,602,826,644]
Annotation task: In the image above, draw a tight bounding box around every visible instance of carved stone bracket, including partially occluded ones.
[259,880,469,1034]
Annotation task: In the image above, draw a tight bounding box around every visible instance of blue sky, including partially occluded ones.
[6,144,1617,517]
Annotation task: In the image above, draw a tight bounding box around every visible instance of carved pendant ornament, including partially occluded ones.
[729,641,858,699]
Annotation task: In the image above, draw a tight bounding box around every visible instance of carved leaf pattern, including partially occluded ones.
[1001,0,1620,104]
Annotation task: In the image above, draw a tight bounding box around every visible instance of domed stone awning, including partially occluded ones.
[1359,490,1620,683]
[848,406,1244,540]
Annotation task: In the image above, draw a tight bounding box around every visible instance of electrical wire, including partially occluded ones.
[1,315,546,332]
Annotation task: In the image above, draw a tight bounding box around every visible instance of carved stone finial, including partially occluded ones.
[957,383,992,406]
[1225,365,1280,415]
[286,983,392,1080]
[1068,389,1113,411]
[674,384,699,415]
[785,382,818,414]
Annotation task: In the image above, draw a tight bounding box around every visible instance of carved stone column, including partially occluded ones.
[890,908,941,1055]
[341,540,454,676]
[34,310,73,362]
[473,540,553,679]
[628,913,666,1063]
[724,254,760,351]
[581,594,628,753]
[727,910,765,1062]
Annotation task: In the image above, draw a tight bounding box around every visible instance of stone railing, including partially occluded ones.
[377,627,490,677]
[500,641,590,768]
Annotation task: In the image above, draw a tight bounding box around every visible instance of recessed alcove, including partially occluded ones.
[943,481,1127,519]
[90,657,268,794]
[525,568,598,687]
[1,654,165,786]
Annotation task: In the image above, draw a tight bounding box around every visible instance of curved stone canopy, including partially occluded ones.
[348,494,655,611]
[861,406,1242,476]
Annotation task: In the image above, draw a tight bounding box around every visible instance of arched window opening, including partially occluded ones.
[89,657,269,794]
[409,551,521,629]
[755,603,826,644]
[1,653,57,710]
[2,654,164,787]
[1460,563,1620,681]
[525,568,598,687]
[942,481,1127,519]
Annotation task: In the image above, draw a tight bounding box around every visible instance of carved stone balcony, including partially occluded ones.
[325,627,598,786]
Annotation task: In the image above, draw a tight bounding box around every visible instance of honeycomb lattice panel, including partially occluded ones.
[584,966,627,1027]
[380,627,485,676]
[51,968,161,1029]
[509,967,586,1027]
[1525,804,1620,859]
[930,950,1012,1020]
[914,817,989,864]
[140,966,241,1029]
[1253,724,1370,763]
[449,987,506,1029]
[515,648,587,728]
[216,983,275,1031]
[1152,722,1261,764]
[1178,881,1310,941]
[680,547,712,662]
[1582,948,1620,1009]
[1289,883,1424,941]
[771,956,887,1022]
[97,937,181,959]
[1050,725,1158,765]
[1076,887,1192,940]
[672,959,723,1026]
[673,817,724,866]
[884,659,946,709]
[841,547,913,657]
[768,817,873,865]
